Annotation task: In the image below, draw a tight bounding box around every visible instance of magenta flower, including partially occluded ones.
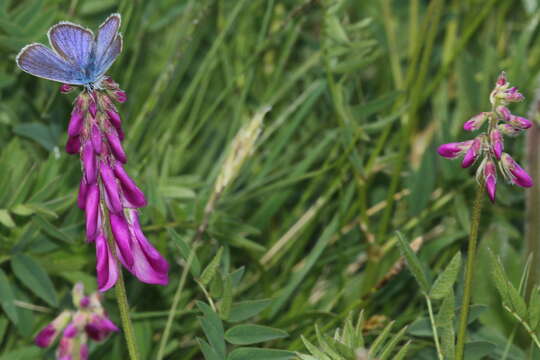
[438,72,533,202]
[35,283,118,359]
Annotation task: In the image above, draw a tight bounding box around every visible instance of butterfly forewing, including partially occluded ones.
[16,43,86,85]
[95,13,121,62]
[94,34,122,79]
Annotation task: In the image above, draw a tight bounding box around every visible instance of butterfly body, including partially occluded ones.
[16,14,122,90]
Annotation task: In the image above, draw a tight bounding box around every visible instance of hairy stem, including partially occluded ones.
[425,294,444,360]
[455,181,484,360]
[105,232,140,360]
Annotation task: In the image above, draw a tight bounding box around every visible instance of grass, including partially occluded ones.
[1,0,540,359]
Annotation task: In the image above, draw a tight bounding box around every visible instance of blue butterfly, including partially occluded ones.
[16,13,122,90]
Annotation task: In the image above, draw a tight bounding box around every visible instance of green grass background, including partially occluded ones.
[1,0,540,359]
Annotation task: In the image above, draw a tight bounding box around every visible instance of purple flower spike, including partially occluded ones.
[490,129,503,159]
[67,111,84,136]
[106,129,127,163]
[91,124,103,154]
[82,141,97,184]
[113,164,147,208]
[437,141,471,158]
[100,162,123,213]
[85,184,100,241]
[106,109,122,130]
[109,213,134,267]
[463,113,487,131]
[510,115,533,130]
[65,136,81,155]
[484,160,497,202]
[461,137,482,168]
[95,233,118,292]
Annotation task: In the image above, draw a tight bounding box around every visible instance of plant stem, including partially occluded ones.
[113,266,140,360]
[425,294,444,360]
[156,245,197,360]
[455,181,484,360]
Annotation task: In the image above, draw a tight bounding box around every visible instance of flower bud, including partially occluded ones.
[461,137,483,168]
[114,90,127,103]
[113,163,147,208]
[498,123,522,137]
[65,136,81,155]
[484,160,497,202]
[84,184,100,240]
[59,84,73,93]
[91,124,103,154]
[490,129,503,159]
[34,311,72,348]
[501,153,533,188]
[109,213,134,267]
[82,141,97,184]
[496,106,512,121]
[100,162,123,214]
[463,112,488,131]
[510,115,533,130]
[67,111,84,136]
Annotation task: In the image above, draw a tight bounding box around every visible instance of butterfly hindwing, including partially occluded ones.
[16,43,86,85]
[94,14,122,78]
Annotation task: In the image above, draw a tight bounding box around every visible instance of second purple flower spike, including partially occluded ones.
[438,72,533,202]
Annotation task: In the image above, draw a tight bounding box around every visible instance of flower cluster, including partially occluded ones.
[438,72,533,202]
[35,283,118,359]
[63,78,169,291]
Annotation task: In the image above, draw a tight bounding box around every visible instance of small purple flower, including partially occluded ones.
[498,123,523,137]
[95,233,119,292]
[484,160,497,202]
[35,311,72,348]
[85,314,119,341]
[437,141,472,159]
[461,136,483,168]
[490,129,503,159]
[509,115,533,130]
[497,106,512,121]
[60,84,73,94]
[501,153,534,188]
[67,111,84,136]
[463,113,488,131]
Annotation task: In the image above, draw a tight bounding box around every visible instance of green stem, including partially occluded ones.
[425,294,444,360]
[156,245,197,360]
[455,181,484,360]
[113,266,140,360]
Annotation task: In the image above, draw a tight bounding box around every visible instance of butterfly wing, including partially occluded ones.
[93,13,122,78]
[48,22,94,71]
[16,43,86,84]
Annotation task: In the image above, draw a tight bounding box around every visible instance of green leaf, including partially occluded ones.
[393,341,411,360]
[489,250,528,319]
[33,215,71,243]
[11,254,58,306]
[0,209,15,228]
[529,286,540,330]
[197,301,226,359]
[198,338,223,360]
[0,269,18,324]
[368,321,394,357]
[408,318,432,337]
[227,348,295,360]
[168,228,201,277]
[378,325,408,360]
[429,252,461,300]
[0,346,41,360]
[301,335,332,360]
[463,341,495,360]
[200,247,224,286]
[395,231,430,293]
[220,275,233,320]
[225,324,288,345]
[227,299,273,323]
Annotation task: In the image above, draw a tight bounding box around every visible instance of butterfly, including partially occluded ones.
[16,13,122,91]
